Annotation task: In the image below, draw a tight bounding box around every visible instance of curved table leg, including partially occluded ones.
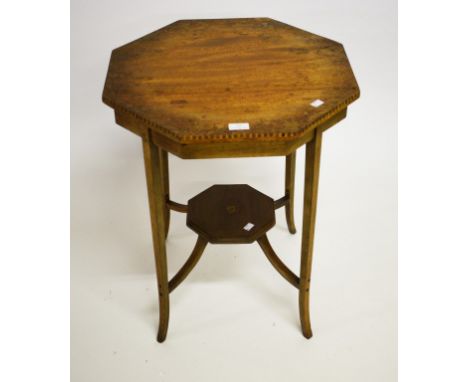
[257,234,299,288]
[285,151,297,234]
[299,130,323,339]
[169,236,208,292]
[143,136,170,343]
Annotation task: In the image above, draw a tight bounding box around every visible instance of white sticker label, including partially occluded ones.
[243,222,255,231]
[310,99,324,108]
[228,122,250,131]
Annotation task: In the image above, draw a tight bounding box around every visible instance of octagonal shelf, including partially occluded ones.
[187,184,275,244]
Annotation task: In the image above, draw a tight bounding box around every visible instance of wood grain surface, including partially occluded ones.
[103,18,359,148]
[186,184,275,244]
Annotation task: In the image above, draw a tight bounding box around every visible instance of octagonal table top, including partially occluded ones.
[103,18,359,158]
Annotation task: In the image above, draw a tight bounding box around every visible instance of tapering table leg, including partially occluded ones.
[299,130,323,339]
[142,136,170,343]
[160,149,170,238]
[285,151,297,234]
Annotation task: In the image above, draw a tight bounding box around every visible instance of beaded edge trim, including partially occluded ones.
[104,92,359,144]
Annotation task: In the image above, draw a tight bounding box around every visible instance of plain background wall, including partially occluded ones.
[71,1,397,381]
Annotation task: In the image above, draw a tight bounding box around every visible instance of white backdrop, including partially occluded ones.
[71,1,397,381]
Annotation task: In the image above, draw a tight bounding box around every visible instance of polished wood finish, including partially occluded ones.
[104,18,359,159]
[168,236,208,293]
[285,151,297,234]
[257,235,299,288]
[142,136,170,343]
[274,195,289,209]
[167,199,188,213]
[299,129,323,339]
[187,184,275,244]
[161,150,170,237]
[103,18,360,342]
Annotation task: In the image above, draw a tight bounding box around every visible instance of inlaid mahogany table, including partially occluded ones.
[102,18,359,342]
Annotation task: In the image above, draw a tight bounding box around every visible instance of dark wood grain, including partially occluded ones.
[187,184,275,244]
[274,195,289,209]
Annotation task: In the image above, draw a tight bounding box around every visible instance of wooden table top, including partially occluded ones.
[103,18,359,158]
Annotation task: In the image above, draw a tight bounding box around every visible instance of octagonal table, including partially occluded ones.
[103,17,360,342]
